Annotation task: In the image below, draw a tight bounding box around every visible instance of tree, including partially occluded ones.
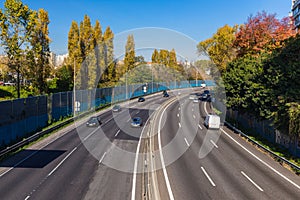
[0,0,36,98]
[234,11,296,57]
[103,26,115,82]
[198,24,238,73]
[79,15,95,89]
[67,21,81,89]
[28,9,51,94]
[151,49,159,63]
[262,35,300,135]
[124,34,136,72]
[93,20,104,83]
[159,49,169,66]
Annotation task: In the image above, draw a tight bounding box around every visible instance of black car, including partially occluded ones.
[138,97,145,102]
[86,116,101,127]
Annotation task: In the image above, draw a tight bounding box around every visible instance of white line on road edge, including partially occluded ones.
[115,129,120,137]
[48,147,77,177]
[99,152,107,164]
[198,124,203,130]
[241,171,264,192]
[221,128,300,190]
[179,122,181,128]
[158,103,175,200]
[24,195,30,200]
[131,116,151,200]
[204,102,208,115]
[201,167,216,187]
[83,126,100,141]
[105,117,113,124]
[184,138,190,147]
[210,140,218,149]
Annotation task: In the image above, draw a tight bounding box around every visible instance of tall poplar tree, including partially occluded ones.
[28,9,51,94]
[93,20,104,84]
[151,49,159,63]
[124,34,135,72]
[79,15,95,89]
[103,26,115,82]
[67,21,81,88]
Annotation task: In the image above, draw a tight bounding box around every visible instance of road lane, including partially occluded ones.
[159,93,300,200]
[0,91,172,200]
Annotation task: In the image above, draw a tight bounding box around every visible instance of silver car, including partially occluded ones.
[112,104,121,112]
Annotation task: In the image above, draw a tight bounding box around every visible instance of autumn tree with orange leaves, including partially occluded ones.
[234,11,296,57]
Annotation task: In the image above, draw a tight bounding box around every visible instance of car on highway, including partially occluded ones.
[86,116,102,127]
[201,93,208,101]
[138,97,145,102]
[193,97,199,103]
[163,92,169,97]
[112,104,121,112]
[131,117,142,127]
[189,94,196,100]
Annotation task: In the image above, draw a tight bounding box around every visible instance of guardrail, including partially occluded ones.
[224,121,300,173]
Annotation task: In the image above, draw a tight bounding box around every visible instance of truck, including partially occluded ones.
[204,114,220,129]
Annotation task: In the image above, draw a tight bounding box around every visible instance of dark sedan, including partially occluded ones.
[86,116,101,127]
[138,97,145,102]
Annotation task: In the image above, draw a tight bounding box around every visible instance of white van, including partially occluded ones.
[204,114,220,129]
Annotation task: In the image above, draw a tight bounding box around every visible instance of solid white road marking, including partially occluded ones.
[221,128,300,190]
[127,118,131,122]
[198,124,203,130]
[201,167,216,187]
[131,114,151,200]
[99,152,107,164]
[193,115,196,119]
[184,137,190,147]
[241,171,264,192]
[210,140,218,149]
[115,129,120,137]
[204,102,208,115]
[25,196,30,200]
[48,147,77,177]
[179,123,181,128]
[158,103,175,200]
[105,117,113,124]
[83,126,100,141]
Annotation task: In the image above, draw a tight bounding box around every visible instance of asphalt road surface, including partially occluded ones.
[0,88,300,200]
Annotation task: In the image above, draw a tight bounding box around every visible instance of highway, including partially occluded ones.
[0,91,169,200]
[0,88,300,200]
[154,92,300,199]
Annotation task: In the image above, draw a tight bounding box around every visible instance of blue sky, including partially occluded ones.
[1,0,293,56]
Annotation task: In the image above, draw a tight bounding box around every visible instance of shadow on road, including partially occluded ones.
[0,149,66,168]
